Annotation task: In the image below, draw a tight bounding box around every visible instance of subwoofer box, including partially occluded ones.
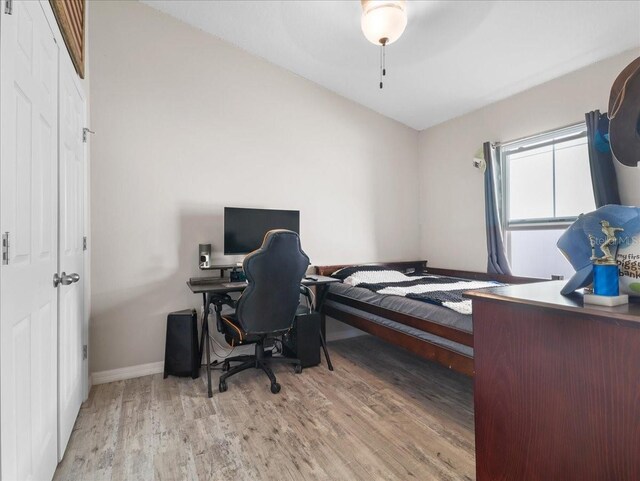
[164,309,199,379]
[282,309,321,368]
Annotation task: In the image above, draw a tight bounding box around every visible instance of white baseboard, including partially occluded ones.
[91,361,165,385]
[89,321,363,386]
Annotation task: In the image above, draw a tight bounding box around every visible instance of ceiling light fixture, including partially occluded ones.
[361,0,407,89]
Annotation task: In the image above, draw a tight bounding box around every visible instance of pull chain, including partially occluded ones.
[379,44,383,89]
[383,42,386,77]
[379,38,388,89]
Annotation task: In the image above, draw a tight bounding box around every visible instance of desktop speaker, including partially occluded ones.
[282,308,321,368]
[164,309,199,379]
[199,243,211,269]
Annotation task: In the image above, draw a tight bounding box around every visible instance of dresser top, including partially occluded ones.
[465,280,640,328]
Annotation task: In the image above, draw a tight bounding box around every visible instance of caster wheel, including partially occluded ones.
[294,364,302,374]
[219,381,227,393]
[222,361,230,372]
[270,382,281,394]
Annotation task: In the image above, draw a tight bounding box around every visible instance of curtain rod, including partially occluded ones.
[493,119,588,148]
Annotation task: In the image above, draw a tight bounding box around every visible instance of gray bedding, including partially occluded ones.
[328,282,473,334]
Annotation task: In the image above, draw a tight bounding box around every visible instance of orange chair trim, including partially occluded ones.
[221,316,244,342]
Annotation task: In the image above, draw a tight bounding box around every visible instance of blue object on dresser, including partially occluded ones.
[557,205,640,295]
[593,264,620,296]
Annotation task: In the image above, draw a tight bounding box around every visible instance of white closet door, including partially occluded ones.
[57,50,85,460]
[0,1,59,480]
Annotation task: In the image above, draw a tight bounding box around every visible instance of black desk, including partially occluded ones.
[187,274,341,397]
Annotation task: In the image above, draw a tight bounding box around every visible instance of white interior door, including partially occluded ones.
[57,51,85,460]
[0,1,60,480]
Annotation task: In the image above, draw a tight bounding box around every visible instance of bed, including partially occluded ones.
[315,261,543,376]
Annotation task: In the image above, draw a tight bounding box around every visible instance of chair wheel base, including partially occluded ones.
[219,381,227,393]
[294,364,302,374]
[222,361,230,372]
[270,382,281,394]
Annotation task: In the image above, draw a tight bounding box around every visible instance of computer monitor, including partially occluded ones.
[224,207,300,255]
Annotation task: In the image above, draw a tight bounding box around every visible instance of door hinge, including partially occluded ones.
[82,128,95,143]
[82,345,88,360]
[83,236,87,251]
[4,0,12,15]
[2,232,8,265]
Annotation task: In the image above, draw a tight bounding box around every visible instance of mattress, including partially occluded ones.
[324,299,473,357]
[327,281,473,334]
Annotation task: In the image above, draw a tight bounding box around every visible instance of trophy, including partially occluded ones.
[585,220,628,305]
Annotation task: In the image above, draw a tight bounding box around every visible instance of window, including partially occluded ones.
[501,123,595,279]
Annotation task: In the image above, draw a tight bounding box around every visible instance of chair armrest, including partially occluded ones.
[210,294,235,309]
[209,294,236,333]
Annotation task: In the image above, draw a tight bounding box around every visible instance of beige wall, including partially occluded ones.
[418,49,640,272]
[89,0,639,374]
[89,1,420,373]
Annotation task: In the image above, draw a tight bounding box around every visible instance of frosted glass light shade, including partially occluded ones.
[361,0,407,46]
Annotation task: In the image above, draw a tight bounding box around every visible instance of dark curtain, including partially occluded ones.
[484,142,512,275]
[585,110,621,207]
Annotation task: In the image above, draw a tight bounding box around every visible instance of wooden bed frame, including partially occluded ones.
[316,260,543,376]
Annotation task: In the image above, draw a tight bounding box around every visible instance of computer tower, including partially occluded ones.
[282,309,321,368]
[164,309,199,379]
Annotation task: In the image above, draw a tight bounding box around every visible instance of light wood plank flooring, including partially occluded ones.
[54,336,475,481]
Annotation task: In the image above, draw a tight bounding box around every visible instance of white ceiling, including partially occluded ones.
[142,0,640,130]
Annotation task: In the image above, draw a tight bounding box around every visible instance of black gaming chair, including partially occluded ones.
[213,229,310,394]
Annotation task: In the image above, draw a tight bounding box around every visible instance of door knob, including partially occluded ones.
[61,272,80,285]
[54,272,80,287]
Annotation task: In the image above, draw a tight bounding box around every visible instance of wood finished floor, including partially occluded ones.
[54,336,475,481]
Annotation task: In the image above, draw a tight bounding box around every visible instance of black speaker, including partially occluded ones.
[164,309,199,379]
[282,308,321,368]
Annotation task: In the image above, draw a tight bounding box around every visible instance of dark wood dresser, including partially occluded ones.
[466,281,640,481]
